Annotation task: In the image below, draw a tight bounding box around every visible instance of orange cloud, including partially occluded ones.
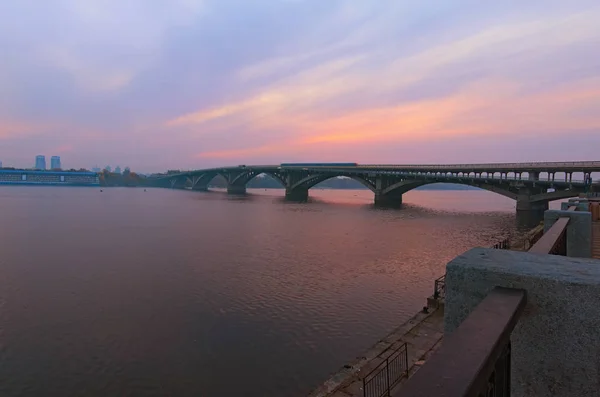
[166,9,600,162]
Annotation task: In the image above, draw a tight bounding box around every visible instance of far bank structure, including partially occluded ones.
[0,169,99,186]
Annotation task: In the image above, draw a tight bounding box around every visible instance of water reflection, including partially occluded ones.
[0,186,563,397]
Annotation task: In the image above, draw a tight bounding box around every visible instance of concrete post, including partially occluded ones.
[528,172,539,181]
[445,248,600,397]
[516,187,548,212]
[374,191,402,207]
[544,209,592,258]
[563,198,589,211]
[227,184,246,195]
[516,199,548,212]
[285,188,308,202]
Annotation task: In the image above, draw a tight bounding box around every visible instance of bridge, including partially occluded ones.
[150,161,600,211]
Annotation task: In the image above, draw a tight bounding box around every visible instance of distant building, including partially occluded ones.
[0,160,3,169]
[92,166,101,173]
[115,166,122,175]
[35,155,46,170]
[104,166,112,172]
[50,156,62,170]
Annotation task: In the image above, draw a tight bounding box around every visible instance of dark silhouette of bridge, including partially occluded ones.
[150,162,600,211]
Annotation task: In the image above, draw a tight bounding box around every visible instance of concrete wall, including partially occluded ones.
[544,209,592,258]
[445,248,600,397]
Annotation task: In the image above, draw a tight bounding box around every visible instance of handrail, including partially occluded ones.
[399,287,526,397]
[529,217,569,255]
[433,275,446,299]
[362,342,408,397]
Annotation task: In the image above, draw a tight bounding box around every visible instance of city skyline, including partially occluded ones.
[1,1,599,172]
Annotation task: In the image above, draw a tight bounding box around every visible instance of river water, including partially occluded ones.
[0,186,556,397]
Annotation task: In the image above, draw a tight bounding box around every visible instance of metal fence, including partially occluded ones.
[433,275,446,299]
[362,343,409,397]
[492,237,511,250]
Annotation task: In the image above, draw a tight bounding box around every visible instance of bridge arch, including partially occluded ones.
[291,174,376,192]
[188,171,230,189]
[231,171,287,188]
[382,180,519,201]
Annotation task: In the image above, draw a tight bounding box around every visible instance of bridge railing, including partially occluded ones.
[399,287,526,397]
[361,161,600,170]
[297,168,588,184]
[362,342,408,397]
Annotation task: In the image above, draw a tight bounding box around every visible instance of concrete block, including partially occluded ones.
[445,248,600,397]
[544,210,592,258]
[561,201,588,211]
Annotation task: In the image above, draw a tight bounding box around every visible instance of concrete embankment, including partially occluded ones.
[307,304,444,397]
[308,221,551,397]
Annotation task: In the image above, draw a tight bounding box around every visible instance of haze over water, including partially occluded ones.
[0,187,557,396]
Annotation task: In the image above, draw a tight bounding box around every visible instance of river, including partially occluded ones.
[0,186,556,396]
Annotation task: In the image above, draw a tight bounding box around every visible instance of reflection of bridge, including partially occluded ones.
[150,162,600,211]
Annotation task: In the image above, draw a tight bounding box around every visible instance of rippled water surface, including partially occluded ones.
[0,187,553,396]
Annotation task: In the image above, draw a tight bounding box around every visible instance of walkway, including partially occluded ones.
[593,221,600,260]
[308,308,444,397]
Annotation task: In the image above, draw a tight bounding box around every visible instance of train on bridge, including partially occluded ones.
[279,163,358,168]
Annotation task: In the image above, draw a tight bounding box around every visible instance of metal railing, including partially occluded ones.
[492,237,511,250]
[433,275,446,299]
[400,287,526,397]
[362,343,408,397]
[362,161,600,170]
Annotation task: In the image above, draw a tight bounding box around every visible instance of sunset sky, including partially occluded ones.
[1,0,599,172]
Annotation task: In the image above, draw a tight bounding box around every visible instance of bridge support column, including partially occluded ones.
[374,191,403,208]
[516,199,548,212]
[227,184,246,195]
[285,188,308,202]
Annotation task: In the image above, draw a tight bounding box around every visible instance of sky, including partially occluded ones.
[1,1,600,172]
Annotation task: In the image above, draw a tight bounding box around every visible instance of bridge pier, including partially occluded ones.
[516,199,549,212]
[374,192,403,208]
[227,185,247,195]
[285,188,309,202]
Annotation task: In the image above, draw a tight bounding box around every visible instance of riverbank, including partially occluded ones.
[307,304,444,397]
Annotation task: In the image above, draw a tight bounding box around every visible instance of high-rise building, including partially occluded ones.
[35,155,46,170]
[50,156,62,170]
[115,166,122,174]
